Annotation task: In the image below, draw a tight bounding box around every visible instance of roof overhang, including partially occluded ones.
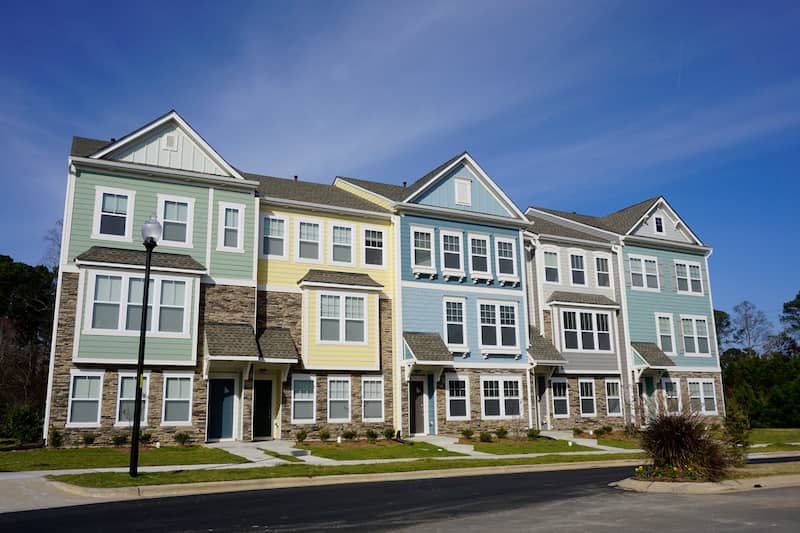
[74,259,207,276]
[259,196,392,220]
[396,202,530,228]
[547,300,620,309]
[298,281,384,291]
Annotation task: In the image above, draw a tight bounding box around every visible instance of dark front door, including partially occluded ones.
[409,380,425,434]
[208,378,235,440]
[253,380,273,439]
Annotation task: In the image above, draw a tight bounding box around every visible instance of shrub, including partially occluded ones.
[341,430,357,441]
[3,404,42,444]
[49,428,63,448]
[593,427,607,437]
[624,423,639,437]
[319,429,330,442]
[640,413,728,481]
[495,427,508,439]
[140,432,152,445]
[479,431,492,443]
[82,433,96,446]
[461,428,474,440]
[527,428,541,440]
[174,432,191,446]
[602,425,614,434]
[112,434,128,447]
[365,429,379,443]
[572,427,585,437]
[723,403,750,467]
[295,430,308,443]
[384,428,397,440]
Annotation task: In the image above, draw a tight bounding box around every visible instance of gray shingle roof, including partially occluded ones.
[75,246,206,271]
[245,173,389,213]
[631,342,675,368]
[547,291,617,307]
[257,328,299,361]
[526,212,611,243]
[528,327,564,363]
[403,332,454,362]
[298,269,383,288]
[71,136,112,157]
[205,323,259,357]
[534,197,661,235]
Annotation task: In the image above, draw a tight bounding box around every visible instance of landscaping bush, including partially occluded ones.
[723,403,750,467]
[82,433,96,446]
[3,404,42,444]
[139,432,152,445]
[639,413,728,481]
[49,428,63,448]
[479,431,492,443]
[341,430,358,441]
[383,428,396,440]
[319,429,330,442]
[572,427,585,437]
[527,428,541,440]
[174,432,191,446]
[112,434,128,447]
[495,427,508,439]
[624,423,639,438]
[294,430,308,443]
[365,429,379,443]
[593,427,607,437]
[602,425,614,434]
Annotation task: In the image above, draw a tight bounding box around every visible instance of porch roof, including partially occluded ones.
[631,342,675,368]
[205,323,260,358]
[403,332,454,363]
[257,328,299,362]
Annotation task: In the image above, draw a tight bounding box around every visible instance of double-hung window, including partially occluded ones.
[328,376,351,422]
[362,377,384,421]
[262,215,287,258]
[444,298,466,348]
[331,224,354,264]
[551,378,568,417]
[68,370,103,426]
[495,238,517,280]
[469,235,490,277]
[595,256,610,287]
[662,378,681,414]
[116,372,148,425]
[579,379,596,416]
[681,316,710,355]
[158,195,193,246]
[654,216,664,234]
[441,231,464,273]
[543,250,560,283]
[158,280,186,333]
[319,293,366,343]
[605,379,622,416]
[162,373,192,425]
[562,310,612,352]
[92,275,122,329]
[363,228,384,267]
[291,375,315,423]
[479,302,518,350]
[411,227,435,272]
[630,256,659,290]
[297,220,321,261]
[675,261,703,294]
[656,314,675,354]
[687,379,717,414]
[481,377,521,419]
[94,187,133,240]
[218,203,244,252]
[445,374,469,420]
[570,253,586,285]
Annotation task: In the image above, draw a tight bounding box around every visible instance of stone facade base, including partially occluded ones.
[538,374,627,432]
[634,370,725,426]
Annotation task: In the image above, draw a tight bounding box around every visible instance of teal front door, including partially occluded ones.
[208,379,235,440]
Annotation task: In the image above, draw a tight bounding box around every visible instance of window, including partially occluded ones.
[662,378,681,414]
[595,256,610,288]
[687,379,717,414]
[481,377,521,419]
[262,215,287,258]
[446,374,470,420]
[654,216,664,234]
[319,293,366,344]
[479,302,518,350]
[455,177,472,206]
[579,379,596,416]
[125,278,152,331]
[411,227,435,271]
[328,376,351,422]
[561,310,613,352]
[116,372,148,425]
[93,187,133,240]
[162,374,192,425]
[218,203,244,252]
[331,224,354,264]
[297,220,321,261]
[291,375,315,423]
[68,371,103,426]
[675,261,703,294]
[363,228,384,267]
[362,377,384,421]
[469,235,490,276]
[543,250,559,283]
[570,253,585,285]
[630,255,659,290]
[440,231,464,273]
[159,280,186,333]
[444,298,466,347]
[681,316,710,355]
[552,379,568,417]
[92,274,122,329]
[605,379,622,416]
[495,238,517,279]
[158,195,193,246]
[656,314,675,354]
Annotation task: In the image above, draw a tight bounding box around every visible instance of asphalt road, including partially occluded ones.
[1,461,798,532]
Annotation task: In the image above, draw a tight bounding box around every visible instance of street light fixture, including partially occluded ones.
[130,215,161,477]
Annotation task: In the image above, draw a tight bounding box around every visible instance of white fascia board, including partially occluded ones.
[298,281,385,292]
[397,202,529,228]
[74,260,207,276]
[259,196,392,220]
[525,207,621,240]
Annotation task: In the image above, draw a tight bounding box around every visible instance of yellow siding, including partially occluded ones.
[334,180,395,211]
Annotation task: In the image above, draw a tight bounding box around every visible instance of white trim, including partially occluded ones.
[258,283,301,294]
[217,202,246,253]
[157,193,195,248]
[299,281,384,292]
[560,308,614,353]
[91,186,135,242]
[66,369,104,428]
[74,260,205,276]
[291,374,317,424]
[661,377,681,415]
[679,314,712,357]
[605,378,623,417]
[317,291,368,346]
[551,377,569,419]
[329,222,356,266]
[442,296,468,352]
[479,374,523,420]
[454,177,472,206]
[655,313,677,356]
[115,370,151,427]
[494,236,519,284]
[673,259,705,296]
[203,275,257,287]
[445,372,471,421]
[409,376,429,436]
[361,225,387,269]
[467,232,492,282]
[295,216,324,264]
[252,197,259,286]
[653,215,665,235]
[392,214,404,432]
[439,229,466,279]
[204,373,241,441]
[205,188,214,269]
[541,245,561,285]
[260,213,289,260]
[361,376,385,422]
[161,371,194,426]
[327,375,352,423]
[568,249,587,287]
[687,378,718,415]
[525,207,621,240]
[625,197,704,246]
[401,280,524,296]
[629,254,660,292]
[410,224,437,276]
[593,251,613,290]
[578,378,597,417]
[477,299,521,354]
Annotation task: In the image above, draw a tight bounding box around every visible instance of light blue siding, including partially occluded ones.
[415,163,510,217]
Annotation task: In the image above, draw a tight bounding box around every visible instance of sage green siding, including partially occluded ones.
[208,189,255,280]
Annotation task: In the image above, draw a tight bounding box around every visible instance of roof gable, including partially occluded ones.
[629,198,702,245]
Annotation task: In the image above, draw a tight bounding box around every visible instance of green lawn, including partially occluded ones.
[49,452,644,488]
[749,443,800,453]
[597,438,641,450]
[263,449,303,463]
[299,440,464,460]
[471,438,596,455]
[748,428,800,444]
[0,446,249,472]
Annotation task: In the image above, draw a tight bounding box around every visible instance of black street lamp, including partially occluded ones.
[130,215,161,477]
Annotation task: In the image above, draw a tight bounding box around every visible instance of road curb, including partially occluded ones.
[610,474,800,494]
[48,459,643,499]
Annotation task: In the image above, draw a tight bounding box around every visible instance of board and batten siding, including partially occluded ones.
[415,163,509,217]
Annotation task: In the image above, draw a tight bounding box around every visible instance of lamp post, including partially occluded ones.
[130,215,161,477]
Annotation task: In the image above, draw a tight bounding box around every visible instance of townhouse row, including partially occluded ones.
[43,111,724,446]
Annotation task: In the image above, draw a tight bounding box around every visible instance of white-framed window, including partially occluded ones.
[543,249,560,283]
[443,297,467,349]
[654,216,665,234]
[295,218,322,262]
[162,372,193,425]
[595,255,611,288]
[687,379,717,415]
[262,214,288,259]
[562,310,612,352]
[291,374,316,423]
[478,301,519,352]
[675,260,703,295]
[330,223,355,265]
[445,373,470,420]
[327,375,351,423]
[605,379,622,416]
[362,377,384,422]
[440,230,464,274]
[116,371,149,426]
[411,226,436,273]
[468,234,491,277]
[67,370,103,427]
[92,186,135,241]
[630,255,660,291]
[454,177,472,206]
[495,237,518,280]
[362,227,385,267]
[87,271,190,338]
[162,131,178,151]
[480,376,522,419]
[662,378,681,415]
[656,313,676,355]
[218,202,245,252]
[681,316,710,355]
[551,378,569,418]
[157,194,194,247]
[579,378,596,416]
[570,253,586,286]
[318,292,367,344]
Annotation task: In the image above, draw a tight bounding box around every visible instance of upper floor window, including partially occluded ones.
[562,310,612,352]
[331,224,354,265]
[93,187,134,241]
[570,253,585,285]
[454,177,472,206]
[218,203,244,252]
[158,195,194,246]
[297,220,321,262]
[675,261,703,295]
[681,316,710,355]
[595,256,610,287]
[630,255,659,290]
[479,302,518,350]
[495,238,517,280]
[262,215,287,258]
[444,298,466,348]
[469,235,490,276]
[656,313,675,354]
[411,227,435,273]
[543,250,559,283]
[319,293,366,344]
[441,231,464,274]
[363,228,384,267]
[654,216,664,234]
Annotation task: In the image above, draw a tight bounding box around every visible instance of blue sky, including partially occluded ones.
[1,1,798,324]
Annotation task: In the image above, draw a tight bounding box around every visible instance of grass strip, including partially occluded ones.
[263,450,303,463]
[748,428,800,445]
[300,441,464,460]
[472,439,596,455]
[48,452,644,488]
[728,461,800,479]
[748,443,800,453]
[597,438,642,450]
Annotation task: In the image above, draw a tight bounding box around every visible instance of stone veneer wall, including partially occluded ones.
[634,370,725,426]
[544,375,627,431]
[542,310,552,340]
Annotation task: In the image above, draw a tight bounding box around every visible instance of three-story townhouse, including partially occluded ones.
[336,152,533,436]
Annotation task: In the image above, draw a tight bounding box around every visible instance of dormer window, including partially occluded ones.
[454,178,472,206]
[654,216,664,234]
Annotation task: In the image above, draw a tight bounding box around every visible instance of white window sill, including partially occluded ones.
[160,240,193,249]
[290,419,316,425]
[412,267,436,278]
[445,416,471,422]
[362,418,385,423]
[160,422,193,427]
[91,233,132,243]
[328,418,351,424]
[553,414,570,419]
[216,246,245,254]
[317,339,369,347]
[481,415,520,421]
[631,286,661,292]
[683,353,713,358]
[65,423,101,429]
[447,345,469,353]
[480,347,520,355]
[606,412,624,417]
[114,422,148,428]
[676,291,705,297]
